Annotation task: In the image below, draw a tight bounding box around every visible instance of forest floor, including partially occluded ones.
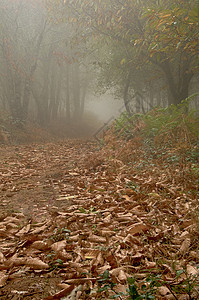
[0,138,198,299]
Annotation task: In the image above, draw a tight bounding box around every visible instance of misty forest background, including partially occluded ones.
[0,1,199,299]
[0,0,198,140]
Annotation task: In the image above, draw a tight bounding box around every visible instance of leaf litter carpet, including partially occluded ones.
[0,140,198,299]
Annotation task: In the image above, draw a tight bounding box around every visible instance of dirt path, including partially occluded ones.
[0,140,99,299]
[0,140,96,220]
[0,140,198,299]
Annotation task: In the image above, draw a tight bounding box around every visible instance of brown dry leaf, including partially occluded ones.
[103,214,112,224]
[30,224,47,234]
[158,286,170,296]
[58,249,73,261]
[31,241,49,251]
[180,231,190,240]
[25,257,49,269]
[88,235,106,244]
[6,222,18,231]
[123,234,141,247]
[43,284,75,300]
[189,251,199,261]
[84,249,99,260]
[178,295,190,300]
[127,222,149,235]
[0,271,8,287]
[0,228,10,238]
[64,278,96,284]
[118,269,127,282]
[110,267,124,277]
[130,253,144,265]
[9,268,30,279]
[145,260,156,269]
[16,224,31,236]
[179,238,191,254]
[68,262,87,274]
[97,265,111,275]
[100,230,114,237]
[148,192,161,199]
[70,234,79,242]
[57,195,78,201]
[187,264,199,276]
[92,251,104,267]
[114,284,128,296]
[123,195,131,201]
[106,252,118,268]
[3,216,21,225]
[57,283,70,289]
[116,214,132,222]
[51,240,67,252]
[161,264,175,275]
[0,252,5,263]
[8,256,26,267]
[76,290,82,299]
[7,255,48,270]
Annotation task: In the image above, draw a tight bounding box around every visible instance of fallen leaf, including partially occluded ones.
[158,286,170,296]
[51,240,67,252]
[187,264,199,276]
[43,284,75,300]
[25,257,49,269]
[127,222,149,235]
[88,235,106,243]
[179,238,191,254]
[118,269,127,282]
[0,271,8,287]
[16,224,31,236]
[30,224,47,234]
[31,241,49,251]
[0,252,5,263]
[64,278,96,284]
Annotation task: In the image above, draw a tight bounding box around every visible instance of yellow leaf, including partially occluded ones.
[120,58,126,65]
[161,14,171,18]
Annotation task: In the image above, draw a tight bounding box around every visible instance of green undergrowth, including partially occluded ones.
[114,98,199,148]
[109,99,199,166]
[96,268,199,299]
[102,98,199,200]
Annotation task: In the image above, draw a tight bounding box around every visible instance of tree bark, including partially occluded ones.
[160,59,193,106]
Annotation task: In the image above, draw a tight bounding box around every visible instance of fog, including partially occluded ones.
[0,0,198,141]
[85,94,122,122]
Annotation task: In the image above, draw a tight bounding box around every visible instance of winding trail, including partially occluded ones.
[0,140,198,299]
[0,140,97,220]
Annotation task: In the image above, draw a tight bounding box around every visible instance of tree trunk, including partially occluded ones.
[161,60,193,106]
[65,66,71,123]
[123,71,132,115]
[72,63,81,121]
[80,76,89,117]
[22,78,31,119]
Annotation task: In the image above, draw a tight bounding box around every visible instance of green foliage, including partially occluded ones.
[48,258,64,271]
[62,0,199,107]
[97,270,126,299]
[127,267,199,299]
[49,227,71,242]
[78,206,98,214]
[143,0,199,61]
[95,268,199,299]
[114,98,199,148]
[127,275,160,299]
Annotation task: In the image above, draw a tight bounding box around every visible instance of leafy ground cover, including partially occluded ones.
[0,107,198,299]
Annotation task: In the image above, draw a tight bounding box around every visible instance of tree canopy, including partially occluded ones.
[61,0,199,107]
